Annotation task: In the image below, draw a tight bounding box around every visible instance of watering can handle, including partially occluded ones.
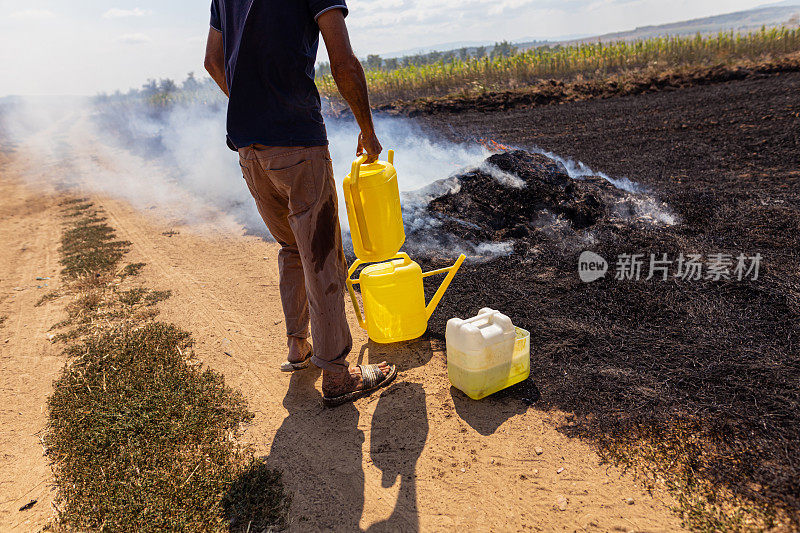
[346,253,411,331]
[349,155,372,252]
[346,258,367,330]
[424,254,466,320]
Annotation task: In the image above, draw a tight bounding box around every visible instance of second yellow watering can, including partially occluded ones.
[347,253,466,344]
[343,150,405,263]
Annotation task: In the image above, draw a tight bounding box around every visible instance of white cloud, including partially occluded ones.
[487,0,538,16]
[103,8,153,19]
[116,33,152,44]
[10,9,56,20]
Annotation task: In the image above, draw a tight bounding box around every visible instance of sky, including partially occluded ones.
[0,0,783,97]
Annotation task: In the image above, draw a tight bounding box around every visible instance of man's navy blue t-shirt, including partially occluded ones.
[210,0,347,150]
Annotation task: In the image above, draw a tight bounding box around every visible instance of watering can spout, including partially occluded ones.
[424,254,466,320]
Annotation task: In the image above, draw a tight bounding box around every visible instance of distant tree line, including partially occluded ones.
[94,40,527,100]
[94,72,220,103]
[91,38,536,103]
[316,40,524,76]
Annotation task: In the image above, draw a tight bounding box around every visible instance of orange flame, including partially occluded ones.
[478,138,513,152]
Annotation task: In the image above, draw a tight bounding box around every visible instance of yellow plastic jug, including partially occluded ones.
[343,151,405,263]
[446,308,531,400]
[347,253,466,343]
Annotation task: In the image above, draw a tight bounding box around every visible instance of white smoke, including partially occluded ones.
[477,160,526,189]
[326,116,487,193]
[511,142,677,225]
[0,95,674,261]
[0,96,491,239]
[91,99,494,236]
[610,196,678,226]
[528,146,644,193]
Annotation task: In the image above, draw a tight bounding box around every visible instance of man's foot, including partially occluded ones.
[280,337,313,372]
[321,362,396,407]
[288,337,312,363]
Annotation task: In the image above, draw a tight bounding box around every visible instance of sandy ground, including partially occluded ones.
[0,118,686,532]
[0,157,64,530]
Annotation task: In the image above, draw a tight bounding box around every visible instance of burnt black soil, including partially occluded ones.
[413,72,800,525]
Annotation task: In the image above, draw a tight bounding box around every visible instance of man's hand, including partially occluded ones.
[318,9,382,163]
[357,131,382,163]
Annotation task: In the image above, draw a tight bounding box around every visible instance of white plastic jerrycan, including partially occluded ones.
[446,308,531,400]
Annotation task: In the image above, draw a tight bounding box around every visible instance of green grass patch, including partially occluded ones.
[144,289,172,306]
[223,461,291,532]
[118,287,148,306]
[318,28,800,105]
[120,262,146,278]
[58,202,130,279]
[46,323,265,531]
[596,423,782,531]
[118,288,172,307]
[45,200,289,531]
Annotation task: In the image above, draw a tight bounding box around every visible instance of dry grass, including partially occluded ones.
[57,200,130,281]
[374,53,800,116]
[319,27,800,106]
[35,291,61,307]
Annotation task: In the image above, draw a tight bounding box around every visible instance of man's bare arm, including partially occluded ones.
[205,28,229,97]
[317,9,381,162]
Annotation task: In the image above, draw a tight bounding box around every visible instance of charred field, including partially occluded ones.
[407,71,800,527]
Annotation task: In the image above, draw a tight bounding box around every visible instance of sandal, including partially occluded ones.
[280,349,314,372]
[322,364,398,407]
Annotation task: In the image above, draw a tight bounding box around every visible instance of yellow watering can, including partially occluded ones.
[347,253,466,344]
[343,150,405,263]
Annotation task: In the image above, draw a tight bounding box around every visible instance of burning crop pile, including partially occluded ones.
[403,149,674,259]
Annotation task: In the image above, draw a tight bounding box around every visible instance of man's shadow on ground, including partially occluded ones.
[365,382,428,532]
[253,346,429,532]
[361,334,537,438]
[231,338,535,530]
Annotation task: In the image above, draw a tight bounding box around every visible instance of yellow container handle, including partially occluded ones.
[424,254,466,320]
[345,253,410,331]
[349,155,372,252]
[387,149,394,165]
[346,258,367,330]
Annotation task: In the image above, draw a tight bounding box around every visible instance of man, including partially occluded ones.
[205,0,396,406]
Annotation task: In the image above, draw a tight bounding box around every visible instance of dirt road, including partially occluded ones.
[0,154,64,530]
[0,114,685,531]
